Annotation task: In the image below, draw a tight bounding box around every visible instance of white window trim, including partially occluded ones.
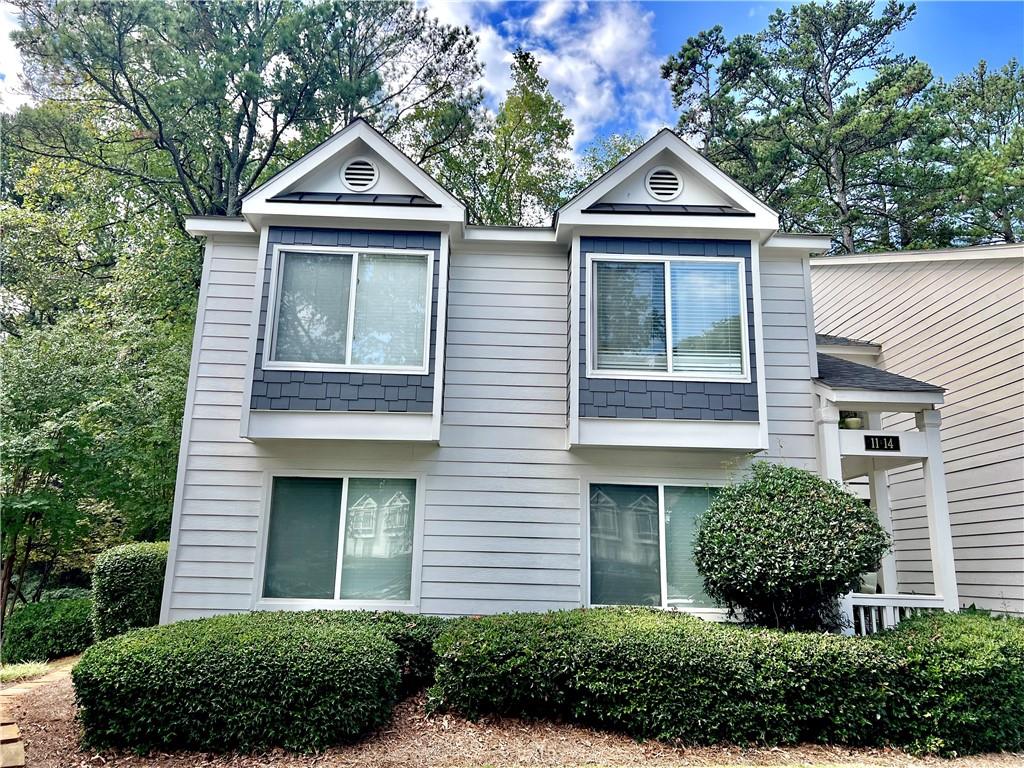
[262,243,434,375]
[252,469,424,612]
[582,478,726,618]
[584,251,751,383]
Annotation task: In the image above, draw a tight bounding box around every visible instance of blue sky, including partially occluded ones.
[3,1,1022,149]
[425,0,1024,152]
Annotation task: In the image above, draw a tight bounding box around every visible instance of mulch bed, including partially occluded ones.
[9,676,1023,768]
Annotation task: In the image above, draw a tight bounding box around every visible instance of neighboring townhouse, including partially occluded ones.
[160,120,961,631]
[812,244,1024,616]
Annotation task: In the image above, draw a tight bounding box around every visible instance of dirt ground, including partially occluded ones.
[7,676,1023,768]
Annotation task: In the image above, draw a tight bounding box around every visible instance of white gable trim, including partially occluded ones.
[556,129,778,235]
[242,119,464,221]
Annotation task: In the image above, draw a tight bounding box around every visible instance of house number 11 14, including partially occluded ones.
[864,435,901,452]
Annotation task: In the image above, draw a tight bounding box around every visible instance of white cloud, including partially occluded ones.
[422,0,677,151]
[0,2,31,113]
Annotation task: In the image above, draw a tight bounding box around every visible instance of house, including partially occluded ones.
[159,120,961,632]
[812,244,1024,616]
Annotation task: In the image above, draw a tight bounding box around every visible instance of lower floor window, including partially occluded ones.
[263,476,415,601]
[589,482,718,608]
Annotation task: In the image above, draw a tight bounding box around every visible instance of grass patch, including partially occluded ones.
[0,660,50,684]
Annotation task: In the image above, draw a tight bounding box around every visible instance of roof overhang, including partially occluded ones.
[810,242,1023,266]
[814,383,944,411]
[184,216,257,238]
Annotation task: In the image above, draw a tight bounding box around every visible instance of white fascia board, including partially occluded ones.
[243,202,462,230]
[461,226,557,243]
[763,233,832,253]
[184,217,257,237]
[816,343,882,357]
[557,130,778,227]
[247,411,435,441]
[813,383,944,410]
[575,418,765,451]
[242,120,465,216]
[810,242,1023,266]
[561,222,776,245]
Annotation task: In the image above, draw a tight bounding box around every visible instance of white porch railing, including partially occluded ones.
[846,593,946,636]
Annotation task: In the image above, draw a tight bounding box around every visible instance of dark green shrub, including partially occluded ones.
[430,608,895,746]
[1,598,94,662]
[92,541,168,640]
[72,611,401,752]
[876,611,1024,756]
[694,462,890,631]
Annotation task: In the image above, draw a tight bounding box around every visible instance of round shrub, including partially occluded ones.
[1,598,94,663]
[92,541,168,640]
[875,611,1024,756]
[72,611,401,752]
[694,462,890,631]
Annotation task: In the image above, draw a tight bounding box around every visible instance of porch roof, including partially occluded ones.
[815,353,944,393]
[815,333,877,348]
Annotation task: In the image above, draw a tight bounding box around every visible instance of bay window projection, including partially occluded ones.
[591,257,747,379]
[262,476,416,602]
[269,249,430,370]
[589,483,718,608]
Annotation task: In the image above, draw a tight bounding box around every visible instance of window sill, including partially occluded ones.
[255,598,417,612]
[261,361,430,376]
[585,369,751,384]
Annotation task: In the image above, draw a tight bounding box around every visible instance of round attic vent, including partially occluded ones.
[645,166,683,201]
[341,157,379,192]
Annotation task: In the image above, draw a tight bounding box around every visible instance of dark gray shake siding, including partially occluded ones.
[250,227,440,413]
[578,237,759,421]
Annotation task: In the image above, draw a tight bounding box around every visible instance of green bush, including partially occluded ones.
[876,611,1024,756]
[1,598,94,663]
[430,608,1024,755]
[92,541,168,640]
[694,462,890,630]
[72,611,401,752]
[430,608,894,746]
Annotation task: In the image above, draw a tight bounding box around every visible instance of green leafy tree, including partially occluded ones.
[662,1,932,251]
[431,49,573,225]
[568,132,647,198]
[10,0,482,219]
[937,59,1024,243]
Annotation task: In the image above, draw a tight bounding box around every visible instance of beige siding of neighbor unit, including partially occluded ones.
[812,250,1024,615]
[162,238,818,620]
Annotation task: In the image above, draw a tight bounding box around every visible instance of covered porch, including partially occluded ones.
[814,353,958,635]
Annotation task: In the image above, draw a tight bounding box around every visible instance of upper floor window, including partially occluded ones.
[588,255,748,381]
[266,246,431,373]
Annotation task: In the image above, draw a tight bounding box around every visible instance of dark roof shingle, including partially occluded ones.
[816,353,944,393]
[582,202,754,216]
[816,333,878,347]
[267,191,440,207]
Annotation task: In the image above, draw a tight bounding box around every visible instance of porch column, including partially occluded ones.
[866,413,899,593]
[816,398,843,482]
[916,409,959,611]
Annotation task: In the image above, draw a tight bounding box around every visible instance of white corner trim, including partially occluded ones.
[800,254,819,378]
[749,239,770,451]
[247,410,435,441]
[576,417,763,450]
[431,231,450,441]
[568,235,581,446]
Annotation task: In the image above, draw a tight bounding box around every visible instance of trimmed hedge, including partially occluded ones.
[73,611,401,752]
[878,611,1024,755]
[1,598,94,663]
[429,608,1024,755]
[92,541,168,640]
